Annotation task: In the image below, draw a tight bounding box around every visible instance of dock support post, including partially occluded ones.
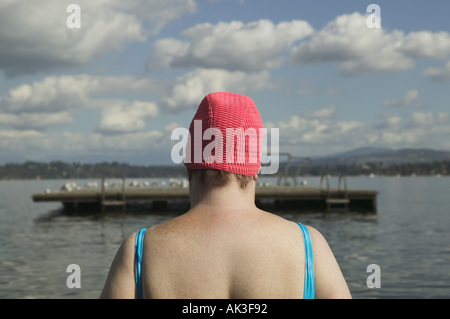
[101,176,105,213]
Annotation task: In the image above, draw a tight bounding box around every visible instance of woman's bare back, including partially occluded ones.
[142,207,306,299]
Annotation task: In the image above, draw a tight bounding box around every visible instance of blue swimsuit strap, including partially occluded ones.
[134,228,147,299]
[298,223,315,299]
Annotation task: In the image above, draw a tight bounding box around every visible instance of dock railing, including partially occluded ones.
[276,153,311,186]
[101,176,126,212]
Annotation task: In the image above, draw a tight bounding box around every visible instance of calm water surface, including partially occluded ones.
[1,176,449,299]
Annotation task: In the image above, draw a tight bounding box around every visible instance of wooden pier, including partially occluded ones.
[32,176,378,213]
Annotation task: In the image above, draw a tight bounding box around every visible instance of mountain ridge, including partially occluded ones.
[311,147,450,166]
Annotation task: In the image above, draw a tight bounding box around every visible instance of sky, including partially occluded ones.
[1,0,450,165]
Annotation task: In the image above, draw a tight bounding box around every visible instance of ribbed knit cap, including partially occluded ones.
[185,92,263,176]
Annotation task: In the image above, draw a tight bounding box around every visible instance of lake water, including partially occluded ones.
[1,176,449,299]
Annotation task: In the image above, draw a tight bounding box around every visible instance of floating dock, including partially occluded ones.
[32,176,378,213]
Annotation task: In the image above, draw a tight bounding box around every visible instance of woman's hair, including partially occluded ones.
[187,168,253,189]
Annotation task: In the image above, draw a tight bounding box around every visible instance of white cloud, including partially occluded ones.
[0,129,167,162]
[0,69,273,131]
[380,113,403,128]
[116,0,197,34]
[0,112,73,130]
[265,108,450,156]
[290,12,450,76]
[400,31,450,60]
[303,105,336,119]
[382,89,419,107]
[148,38,190,70]
[98,101,158,134]
[1,109,449,162]
[411,112,435,127]
[266,106,364,146]
[148,19,314,72]
[379,111,450,148]
[0,75,162,131]
[81,130,166,155]
[161,68,273,112]
[2,75,92,114]
[0,0,196,75]
[423,61,450,82]
[0,130,47,153]
[266,113,367,155]
[437,112,450,124]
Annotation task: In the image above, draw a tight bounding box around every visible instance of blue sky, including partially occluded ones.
[0,0,449,165]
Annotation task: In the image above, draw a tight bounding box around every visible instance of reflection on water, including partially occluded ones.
[1,177,450,298]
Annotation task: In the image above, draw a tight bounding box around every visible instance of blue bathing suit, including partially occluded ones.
[134,228,146,299]
[133,223,315,299]
[298,223,315,299]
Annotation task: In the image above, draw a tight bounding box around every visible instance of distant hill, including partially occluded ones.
[275,147,450,176]
[321,147,392,158]
[1,148,450,179]
[0,162,186,180]
[311,147,450,166]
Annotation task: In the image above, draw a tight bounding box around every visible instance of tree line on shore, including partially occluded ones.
[0,160,449,180]
[0,161,186,180]
[304,161,449,177]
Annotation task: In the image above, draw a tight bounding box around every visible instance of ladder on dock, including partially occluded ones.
[101,176,126,212]
[320,174,350,210]
[276,153,311,186]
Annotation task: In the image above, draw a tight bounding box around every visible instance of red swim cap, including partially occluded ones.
[185,92,263,176]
